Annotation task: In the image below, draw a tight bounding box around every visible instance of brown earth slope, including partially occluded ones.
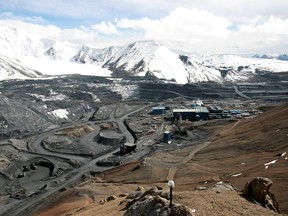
[193,103,288,212]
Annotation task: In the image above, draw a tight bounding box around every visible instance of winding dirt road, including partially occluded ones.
[3,105,151,216]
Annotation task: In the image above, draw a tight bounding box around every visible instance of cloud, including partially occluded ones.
[92,21,119,35]
[1,0,288,34]
[230,16,288,53]
[117,8,231,39]
[120,0,288,22]
[109,8,233,52]
[239,16,288,34]
[1,7,288,54]
[0,12,46,24]
[3,0,288,24]
[111,7,288,54]
[0,19,101,48]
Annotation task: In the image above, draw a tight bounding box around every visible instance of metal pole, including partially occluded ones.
[168,180,175,208]
[169,187,172,208]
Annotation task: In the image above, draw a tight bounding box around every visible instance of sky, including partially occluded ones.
[0,0,288,54]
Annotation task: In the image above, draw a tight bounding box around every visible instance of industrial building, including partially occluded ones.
[151,106,166,115]
[229,109,245,115]
[164,131,172,143]
[207,106,223,113]
[172,107,209,121]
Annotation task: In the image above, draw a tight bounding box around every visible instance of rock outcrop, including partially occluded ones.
[211,181,237,193]
[123,186,194,216]
[243,177,281,213]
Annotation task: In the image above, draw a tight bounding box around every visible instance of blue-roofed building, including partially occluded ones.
[151,106,166,115]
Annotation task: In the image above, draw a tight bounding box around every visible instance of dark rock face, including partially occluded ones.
[44,47,57,59]
[179,55,192,66]
[243,177,281,213]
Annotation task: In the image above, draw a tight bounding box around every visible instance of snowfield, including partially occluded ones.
[20,56,112,77]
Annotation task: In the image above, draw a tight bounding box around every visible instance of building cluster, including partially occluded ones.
[151,106,209,121]
[149,100,261,144]
[151,103,260,121]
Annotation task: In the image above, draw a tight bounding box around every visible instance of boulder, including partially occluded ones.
[243,177,280,213]
[123,187,194,216]
[124,186,168,210]
[211,181,235,193]
[124,195,194,216]
[119,193,129,198]
[99,199,106,205]
[106,195,117,202]
[195,186,207,191]
[136,186,145,191]
[126,191,144,200]
[170,203,195,216]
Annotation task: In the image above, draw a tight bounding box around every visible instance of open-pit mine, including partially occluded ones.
[0,75,287,215]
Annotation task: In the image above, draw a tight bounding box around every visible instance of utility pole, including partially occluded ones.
[168,180,175,208]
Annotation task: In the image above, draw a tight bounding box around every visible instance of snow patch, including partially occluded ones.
[148,46,189,84]
[264,159,278,166]
[20,56,111,77]
[281,152,286,157]
[27,93,68,101]
[49,109,69,119]
[109,84,138,99]
[231,173,242,177]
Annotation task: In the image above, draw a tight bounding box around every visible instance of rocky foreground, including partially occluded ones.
[33,178,281,216]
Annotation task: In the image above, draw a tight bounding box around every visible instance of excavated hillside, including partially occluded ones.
[31,103,288,215]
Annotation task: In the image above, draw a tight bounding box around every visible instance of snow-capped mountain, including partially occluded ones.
[71,42,288,83]
[0,23,110,79]
[71,41,243,83]
[71,45,120,65]
[201,54,288,76]
[1,21,288,83]
[0,53,42,80]
[72,41,190,83]
[252,54,288,61]
[0,23,78,61]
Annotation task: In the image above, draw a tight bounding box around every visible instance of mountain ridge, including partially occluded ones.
[253,54,288,61]
[0,53,43,80]
[1,22,288,83]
